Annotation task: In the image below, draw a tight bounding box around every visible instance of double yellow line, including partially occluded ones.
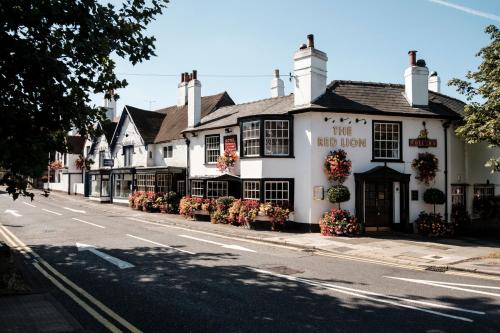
[0,224,142,333]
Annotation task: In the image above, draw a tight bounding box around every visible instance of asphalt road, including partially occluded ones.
[1,191,499,333]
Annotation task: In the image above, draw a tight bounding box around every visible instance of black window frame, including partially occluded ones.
[371,120,403,163]
[98,150,105,168]
[204,134,221,164]
[239,116,294,159]
[240,178,294,209]
[163,145,173,158]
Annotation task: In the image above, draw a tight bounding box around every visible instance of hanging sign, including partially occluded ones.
[409,126,437,148]
[224,135,238,152]
[103,159,114,167]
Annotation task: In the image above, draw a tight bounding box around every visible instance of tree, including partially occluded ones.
[448,25,500,173]
[0,0,169,199]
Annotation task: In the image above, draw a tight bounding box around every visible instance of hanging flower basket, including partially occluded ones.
[324,149,352,183]
[411,152,438,185]
[327,185,351,204]
[75,154,94,170]
[217,149,238,172]
[50,160,63,170]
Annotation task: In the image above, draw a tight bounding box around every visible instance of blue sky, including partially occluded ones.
[95,0,500,113]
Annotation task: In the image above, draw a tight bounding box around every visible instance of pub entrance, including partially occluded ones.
[354,166,411,232]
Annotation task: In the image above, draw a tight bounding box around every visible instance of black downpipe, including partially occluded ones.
[184,134,191,196]
[443,121,451,221]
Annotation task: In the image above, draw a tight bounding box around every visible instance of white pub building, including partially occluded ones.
[182,35,498,232]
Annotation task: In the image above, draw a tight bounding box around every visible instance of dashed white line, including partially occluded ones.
[64,207,86,214]
[42,208,62,216]
[385,276,500,297]
[22,202,37,208]
[253,268,476,322]
[71,218,105,229]
[179,234,256,253]
[126,234,195,255]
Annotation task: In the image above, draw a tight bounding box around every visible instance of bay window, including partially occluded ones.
[264,120,289,156]
[264,181,290,207]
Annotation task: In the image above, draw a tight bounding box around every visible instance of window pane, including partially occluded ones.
[264,120,289,156]
[205,136,220,163]
[206,181,228,198]
[242,121,260,156]
[373,122,400,160]
[191,180,204,197]
[264,181,289,207]
[243,181,260,200]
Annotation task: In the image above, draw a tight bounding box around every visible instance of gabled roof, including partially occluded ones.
[66,136,86,155]
[125,106,167,144]
[186,80,465,132]
[154,92,234,143]
[101,120,118,143]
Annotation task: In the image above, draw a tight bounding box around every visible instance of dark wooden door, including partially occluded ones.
[365,182,393,227]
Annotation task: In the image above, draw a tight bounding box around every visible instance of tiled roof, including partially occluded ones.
[125,106,167,144]
[154,92,234,143]
[184,94,293,132]
[66,136,86,155]
[187,80,465,132]
[314,80,464,118]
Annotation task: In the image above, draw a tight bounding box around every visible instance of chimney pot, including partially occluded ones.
[181,73,185,83]
[307,34,314,48]
[192,70,197,80]
[274,69,280,78]
[408,50,417,66]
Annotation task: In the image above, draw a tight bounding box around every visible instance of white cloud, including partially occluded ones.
[429,0,500,22]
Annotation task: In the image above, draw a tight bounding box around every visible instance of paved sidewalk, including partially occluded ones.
[46,190,500,277]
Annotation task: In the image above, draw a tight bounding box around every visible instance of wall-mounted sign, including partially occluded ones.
[313,186,324,200]
[224,135,238,152]
[317,126,367,148]
[409,125,437,148]
[103,159,114,167]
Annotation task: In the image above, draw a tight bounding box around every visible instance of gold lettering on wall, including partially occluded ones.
[317,126,366,148]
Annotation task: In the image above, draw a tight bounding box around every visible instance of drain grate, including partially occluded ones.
[425,265,448,272]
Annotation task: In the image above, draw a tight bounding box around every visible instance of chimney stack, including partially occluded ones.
[104,90,116,120]
[187,70,201,128]
[176,73,188,107]
[293,34,328,107]
[428,71,441,93]
[404,50,429,107]
[271,69,285,98]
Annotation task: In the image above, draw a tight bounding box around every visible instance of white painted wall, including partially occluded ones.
[154,139,187,167]
[111,115,147,168]
[189,127,240,178]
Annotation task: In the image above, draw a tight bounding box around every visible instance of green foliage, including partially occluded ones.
[327,185,350,204]
[449,25,500,173]
[0,0,169,198]
[423,188,446,205]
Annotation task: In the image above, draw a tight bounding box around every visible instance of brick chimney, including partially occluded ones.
[187,70,201,128]
[404,50,429,107]
[428,71,441,93]
[271,69,284,98]
[293,34,328,107]
[176,73,188,107]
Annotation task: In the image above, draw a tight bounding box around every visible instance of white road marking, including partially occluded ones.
[385,276,500,297]
[4,209,22,217]
[71,218,105,229]
[179,234,256,253]
[126,234,195,255]
[22,202,37,208]
[253,268,475,322]
[42,208,62,216]
[0,225,142,332]
[76,243,135,269]
[410,280,500,290]
[64,207,86,214]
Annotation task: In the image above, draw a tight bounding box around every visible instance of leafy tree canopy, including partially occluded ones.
[0,0,169,197]
[449,25,500,172]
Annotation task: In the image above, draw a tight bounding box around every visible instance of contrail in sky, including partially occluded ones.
[429,0,500,22]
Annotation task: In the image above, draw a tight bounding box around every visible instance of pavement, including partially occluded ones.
[47,190,500,277]
[0,189,499,332]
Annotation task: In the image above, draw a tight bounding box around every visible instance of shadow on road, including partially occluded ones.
[25,243,500,333]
